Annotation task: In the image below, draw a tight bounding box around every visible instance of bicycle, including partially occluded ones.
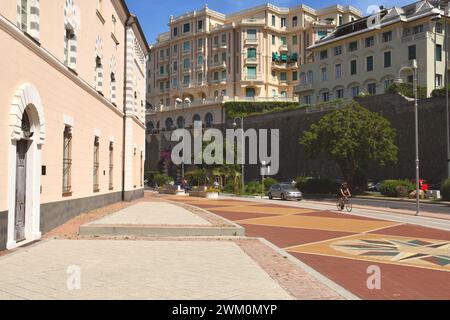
[336,196,352,213]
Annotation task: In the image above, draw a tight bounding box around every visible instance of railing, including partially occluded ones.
[245,57,258,64]
[223,96,298,103]
[210,61,227,69]
[279,45,288,52]
[240,18,265,25]
[294,83,315,92]
[244,38,258,45]
[242,74,263,81]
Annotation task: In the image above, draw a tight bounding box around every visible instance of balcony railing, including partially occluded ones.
[210,61,227,69]
[279,45,288,52]
[294,83,315,93]
[245,57,258,65]
[245,38,258,45]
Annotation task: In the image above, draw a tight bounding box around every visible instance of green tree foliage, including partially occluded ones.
[441,179,450,201]
[299,101,398,190]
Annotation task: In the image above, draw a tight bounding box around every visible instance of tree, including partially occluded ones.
[299,101,398,190]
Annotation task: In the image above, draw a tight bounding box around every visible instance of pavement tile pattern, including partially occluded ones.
[165,196,450,300]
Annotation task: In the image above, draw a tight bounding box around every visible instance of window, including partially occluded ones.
[321,91,330,102]
[408,45,416,60]
[336,89,344,99]
[64,28,77,70]
[365,36,374,47]
[62,126,72,195]
[351,86,360,97]
[280,72,287,81]
[110,73,116,105]
[436,22,443,34]
[367,83,376,95]
[197,56,203,65]
[307,71,314,83]
[349,41,358,52]
[338,15,343,26]
[246,87,256,97]
[197,38,203,48]
[335,64,342,78]
[382,31,392,43]
[281,17,286,28]
[247,66,257,79]
[350,60,357,75]
[193,114,201,123]
[173,61,178,71]
[292,16,298,27]
[165,118,173,130]
[183,23,191,33]
[183,41,190,52]
[247,48,257,59]
[436,74,443,87]
[384,51,391,68]
[95,56,103,93]
[384,79,393,90]
[247,29,257,40]
[205,113,213,128]
[272,15,276,26]
[177,116,185,129]
[320,50,328,60]
[183,58,190,69]
[146,122,154,134]
[272,35,276,45]
[221,34,226,44]
[412,24,424,34]
[18,0,40,41]
[198,20,203,31]
[173,27,178,37]
[197,73,202,84]
[302,95,311,105]
[334,45,342,56]
[280,36,287,45]
[292,71,298,81]
[109,142,114,190]
[321,67,327,81]
[436,44,442,61]
[93,137,100,192]
[160,65,165,74]
[366,56,374,72]
[183,75,190,86]
[300,72,306,84]
[292,35,298,45]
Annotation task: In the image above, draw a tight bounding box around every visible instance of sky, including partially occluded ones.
[125,0,413,44]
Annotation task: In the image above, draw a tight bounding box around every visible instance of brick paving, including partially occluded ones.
[166,195,450,299]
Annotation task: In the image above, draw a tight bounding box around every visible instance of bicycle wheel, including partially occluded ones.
[345,199,353,212]
[336,198,343,211]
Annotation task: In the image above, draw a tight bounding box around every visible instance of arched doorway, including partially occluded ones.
[7,84,46,249]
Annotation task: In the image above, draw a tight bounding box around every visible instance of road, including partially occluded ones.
[303,196,450,214]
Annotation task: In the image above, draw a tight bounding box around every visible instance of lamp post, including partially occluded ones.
[233,117,245,194]
[395,59,420,216]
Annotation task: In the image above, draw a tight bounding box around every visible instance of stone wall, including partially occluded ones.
[145,93,449,185]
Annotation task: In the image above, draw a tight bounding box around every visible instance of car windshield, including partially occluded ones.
[280,184,298,191]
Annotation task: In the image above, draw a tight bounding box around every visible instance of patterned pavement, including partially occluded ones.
[164,196,450,300]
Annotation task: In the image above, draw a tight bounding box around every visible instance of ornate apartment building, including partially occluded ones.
[0,0,148,250]
[295,1,445,104]
[146,3,362,131]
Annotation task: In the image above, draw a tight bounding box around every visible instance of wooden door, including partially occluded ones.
[15,140,28,242]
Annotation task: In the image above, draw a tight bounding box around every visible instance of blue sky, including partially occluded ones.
[125,0,412,44]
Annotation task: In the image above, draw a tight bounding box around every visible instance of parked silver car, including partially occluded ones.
[268,184,303,201]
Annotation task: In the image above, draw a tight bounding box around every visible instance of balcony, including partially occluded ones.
[239,18,265,26]
[182,49,191,56]
[210,61,227,70]
[279,45,288,52]
[294,83,315,93]
[157,72,169,80]
[242,74,263,83]
[244,57,258,65]
[244,38,258,46]
[271,61,288,70]
[210,78,227,85]
[213,43,228,50]
[223,96,298,103]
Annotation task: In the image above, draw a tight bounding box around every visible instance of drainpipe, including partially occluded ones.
[122,16,132,201]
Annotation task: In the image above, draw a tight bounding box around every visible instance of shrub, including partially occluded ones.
[245,181,263,195]
[441,179,450,201]
[386,83,427,99]
[153,173,173,186]
[379,180,415,197]
[263,178,278,191]
[295,177,339,194]
[225,102,300,118]
[431,86,450,98]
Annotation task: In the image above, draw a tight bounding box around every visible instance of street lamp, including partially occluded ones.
[395,59,420,216]
[233,117,245,194]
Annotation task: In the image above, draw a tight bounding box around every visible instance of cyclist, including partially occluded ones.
[339,182,352,210]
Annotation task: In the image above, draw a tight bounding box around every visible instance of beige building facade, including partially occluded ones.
[295,1,446,103]
[0,0,148,250]
[146,3,362,131]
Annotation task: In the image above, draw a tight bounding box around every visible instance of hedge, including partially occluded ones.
[379,180,415,197]
[225,102,302,118]
[431,86,450,98]
[441,179,450,201]
[295,177,339,194]
[386,83,427,99]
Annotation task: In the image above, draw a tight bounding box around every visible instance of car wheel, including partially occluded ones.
[268,193,273,200]
[281,193,286,201]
